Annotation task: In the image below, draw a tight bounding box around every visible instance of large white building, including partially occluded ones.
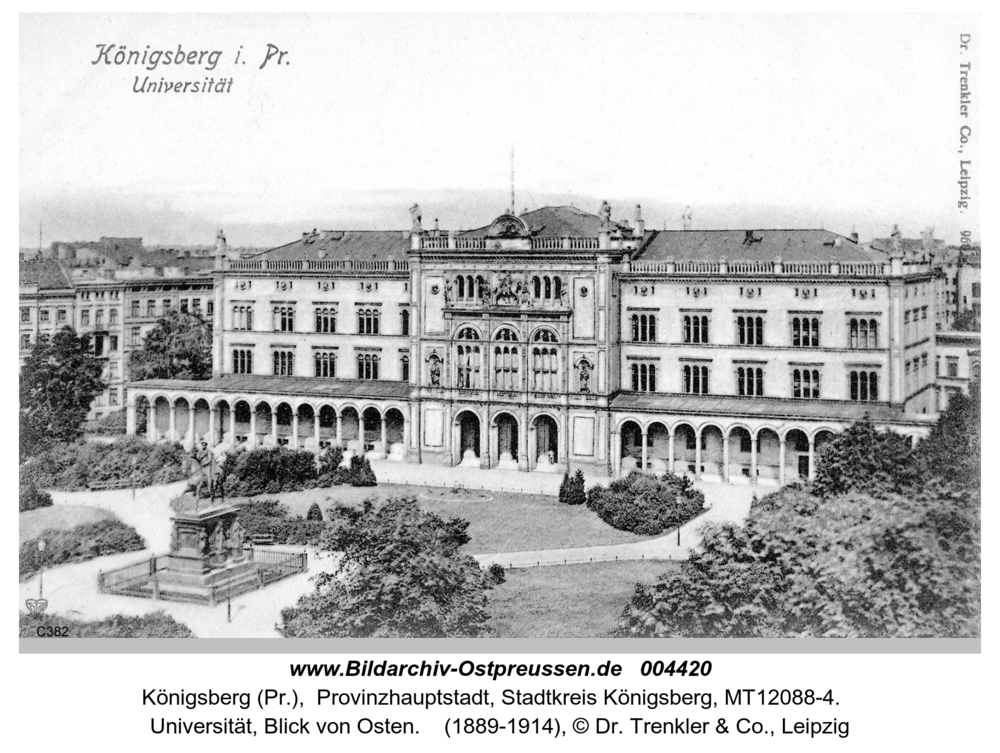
[126,203,939,485]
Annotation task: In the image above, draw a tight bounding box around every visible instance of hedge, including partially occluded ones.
[20,436,190,491]
[20,519,146,579]
[20,611,194,638]
[213,447,318,498]
[19,482,53,512]
[237,500,326,546]
[586,471,705,535]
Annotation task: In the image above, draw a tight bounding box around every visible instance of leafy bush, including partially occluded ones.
[20,610,194,638]
[215,447,318,498]
[586,471,705,535]
[280,496,490,638]
[20,520,145,579]
[20,436,191,491]
[349,456,377,487]
[306,502,323,521]
[618,482,980,638]
[488,563,506,585]
[19,482,52,512]
[236,500,326,546]
[85,409,127,436]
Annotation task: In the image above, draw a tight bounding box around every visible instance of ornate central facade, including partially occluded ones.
[127,203,938,485]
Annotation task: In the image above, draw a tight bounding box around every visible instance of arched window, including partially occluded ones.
[493,345,520,391]
[357,353,380,380]
[457,276,465,299]
[683,364,709,394]
[232,348,253,374]
[494,327,518,341]
[272,350,294,376]
[533,277,541,299]
[532,346,558,392]
[357,308,380,335]
[273,306,295,332]
[631,314,639,341]
[737,316,764,345]
[544,277,552,299]
[972,362,981,381]
[314,351,336,377]
[233,305,253,331]
[315,307,336,333]
[533,329,558,343]
[850,370,878,401]
[553,277,562,300]
[401,355,410,382]
[456,327,481,389]
[683,315,709,344]
[401,309,410,336]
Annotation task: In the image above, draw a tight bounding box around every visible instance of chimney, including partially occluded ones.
[433,218,440,237]
[851,232,859,243]
[635,204,645,236]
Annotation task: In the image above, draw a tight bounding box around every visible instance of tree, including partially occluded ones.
[952,309,980,332]
[811,418,920,500]
[349,457,377,487]
[306,502,323,521]
[19,327,105,460]
[129,310,212,381]
[558,472,570,504]
[914,383,980,489]
[279,497,492,638]
[568,470,587,506]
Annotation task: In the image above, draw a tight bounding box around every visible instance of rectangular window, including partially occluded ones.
[57,309,66,323]
[20,334,30,349]
[109,309,118,324]
[40,309,50,323]
[163,299,171,313]
[131,300,140,317]
[81,310,90,326]
[147,300,156,317]
[972,283,981,298]
[207,300,214,315]
[131,326,141,344]
[110,335,118,351]
[109,390,119,406]
[947,358,959,378]
[96,309,104,325]
[20,307,29,323]
[180,299,189,314]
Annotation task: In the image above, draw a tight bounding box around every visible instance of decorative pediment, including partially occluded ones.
[486,214,531,238]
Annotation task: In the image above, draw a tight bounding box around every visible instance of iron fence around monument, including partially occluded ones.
[98,548,308,605]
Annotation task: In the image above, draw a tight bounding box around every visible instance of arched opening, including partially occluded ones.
[193,398,211,445]
[275,402,294,445]
[174,398,191,446]
[785,429,810,482]
[214,400,231,445]
[297,404,315,447]
[701,425,725,481]
[340,407,361,452]
[495,412,519,468]
[233,401,252,444]
[134,395,150,438]
[756,428,781,485]
[534,414,559,469]
[728,426,753,483]
[674,422,698,477]
[385,408,406,460]
[362,407,383,456]
[619,420,643,475]
[318,405,336,447]
[646,422,670,474]
[457,411,481,467]
[254,402,273,445]
[154,397,171,440]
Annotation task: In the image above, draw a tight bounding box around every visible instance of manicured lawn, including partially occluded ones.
[488,560,682,638]
[19,505,115,545]
[225,484,656,554]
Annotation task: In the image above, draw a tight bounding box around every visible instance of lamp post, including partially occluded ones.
[37,540,46,599]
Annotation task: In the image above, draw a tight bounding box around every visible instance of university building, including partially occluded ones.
[124,203,943,485]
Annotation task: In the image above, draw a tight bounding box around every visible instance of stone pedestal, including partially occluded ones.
[167,502,246,577]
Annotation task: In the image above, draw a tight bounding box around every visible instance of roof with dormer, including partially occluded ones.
[635,229,884,263]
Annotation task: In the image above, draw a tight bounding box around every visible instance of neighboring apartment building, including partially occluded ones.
[933,246,981,329]
[125,203,940,485]
[19,260,76,361]
[935,330,980,412]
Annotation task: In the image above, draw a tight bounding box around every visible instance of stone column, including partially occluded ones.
[640,426,648,473]
[228,406,236,445]
[335,412,343,447]
[380,415,388,458]
[271,410,278,446]
[722,431,730,483]
[401,416,409,460]
[292,410,300,449]
[187,403,195,450]
[528,424,537,471]
[750,432,758,484]
[779,439,787,486]
[611,430,621,476]
[489,421,498,469]
[169,401,177,442]
[208,406,217,446]
[695,428,702,479]
[668,430,675,474]
[314,410,322,448]
[126,401,137,436]
[808,438,816,482]
[250,407,257,447]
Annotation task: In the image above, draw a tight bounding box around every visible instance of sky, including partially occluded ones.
[19,13,980,248]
